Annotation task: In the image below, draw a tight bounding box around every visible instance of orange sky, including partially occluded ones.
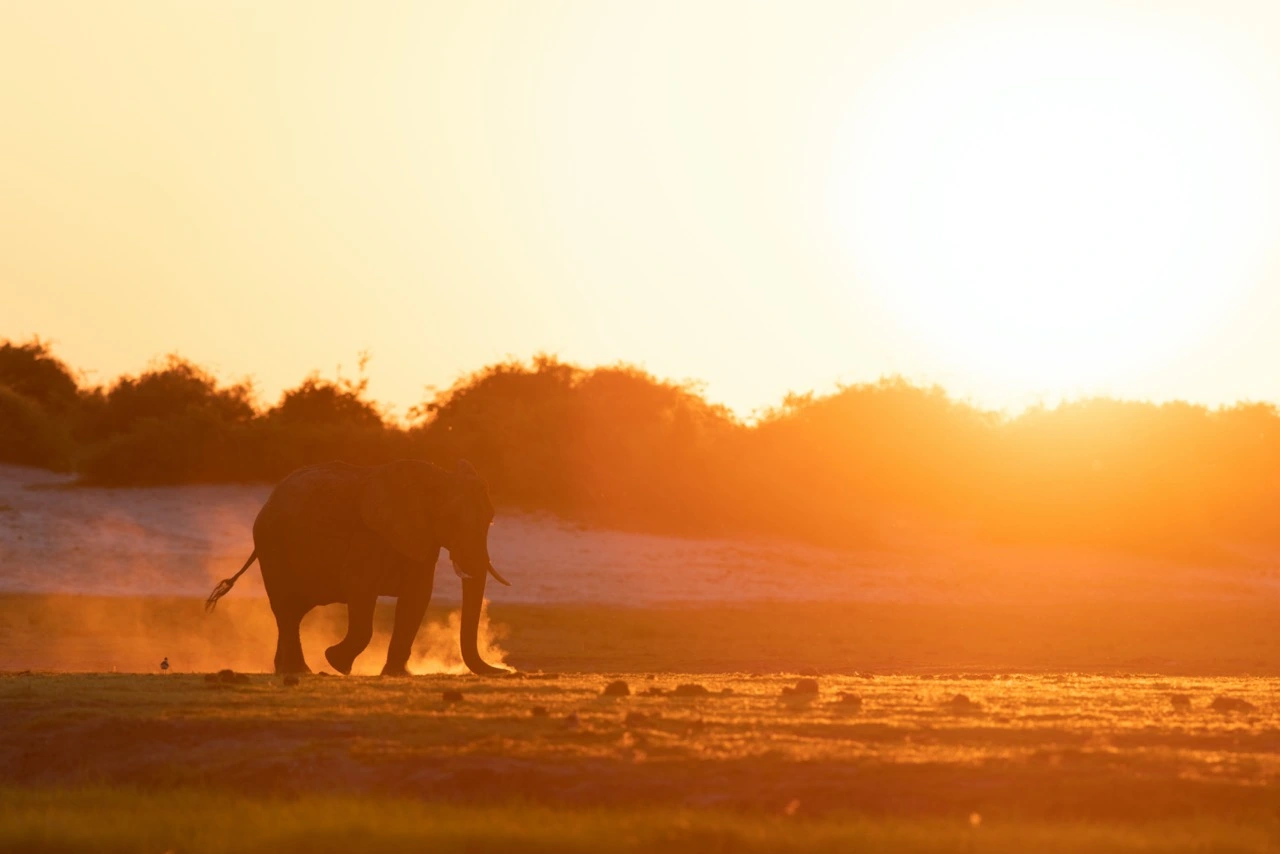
[4,1,1280,418]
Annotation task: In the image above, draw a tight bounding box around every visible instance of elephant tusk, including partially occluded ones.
[487,565,511,586]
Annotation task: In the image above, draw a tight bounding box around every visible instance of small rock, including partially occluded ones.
[624,711,649,727]
[1210,696,1256,713]
[563,712,581,730]
[602,680,631,697]
[214,669,250,685]
[1169,694,1192,710]
[442,690,464,704]
[837,693,862,709]
[782,678,819,697]
[283,675,300,687]
[946,694,979,712]
[531,705,549,717]
[671,683,710,697]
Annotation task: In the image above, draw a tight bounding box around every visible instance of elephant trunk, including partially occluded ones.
[460,574,505,675]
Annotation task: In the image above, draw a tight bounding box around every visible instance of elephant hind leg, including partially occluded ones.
[325,595,375,676]
[272,605,311,674]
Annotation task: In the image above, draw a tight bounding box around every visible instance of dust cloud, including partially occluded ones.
[0,593,511,675]
[345,600,511,675]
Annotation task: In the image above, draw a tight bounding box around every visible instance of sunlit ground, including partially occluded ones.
[4,670,1280,852]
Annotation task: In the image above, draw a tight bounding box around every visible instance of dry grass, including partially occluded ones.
[6,595,1280,850]
[3,670,1280,821]
[4,787,1278,853]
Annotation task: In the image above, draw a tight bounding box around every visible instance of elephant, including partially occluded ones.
[205,458,510,676]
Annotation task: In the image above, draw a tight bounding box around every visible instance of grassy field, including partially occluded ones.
[5,594,1280,850]
[3,668,1280,851]
[5,788,1279,853]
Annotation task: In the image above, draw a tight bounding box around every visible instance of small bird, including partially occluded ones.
[160,657,169,674]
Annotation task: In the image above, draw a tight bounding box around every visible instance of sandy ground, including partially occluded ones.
[2,463,1276,608]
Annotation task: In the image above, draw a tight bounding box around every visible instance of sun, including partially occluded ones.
[834,15,1278,406]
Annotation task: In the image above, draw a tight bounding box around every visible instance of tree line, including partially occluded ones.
[3,338,1278,558]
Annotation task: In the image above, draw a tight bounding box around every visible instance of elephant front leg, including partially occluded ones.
[325,595,375,675]
[382,586,431,676]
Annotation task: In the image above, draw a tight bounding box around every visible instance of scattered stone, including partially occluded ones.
[720,687,734,696]
[671,683,711,697]
[837,693,862,709]
[1210,696,1256,714]
[602,680,631,697]
[208,669,250,685]
[782,678,820,697]
[531,706,549,717]
[946,694,980,713]
[442,690,464,704]
[1169,694,1192,710]
[282,675,300,687]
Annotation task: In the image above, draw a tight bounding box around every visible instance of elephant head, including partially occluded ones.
[360,458,509,675]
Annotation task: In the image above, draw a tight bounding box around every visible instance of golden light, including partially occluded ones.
[835,15,1280,406]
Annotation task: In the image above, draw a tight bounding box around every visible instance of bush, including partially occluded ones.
[269,375,385,429]
[0,339,80,413]
[80,356,254,441]
[0,386,75,471]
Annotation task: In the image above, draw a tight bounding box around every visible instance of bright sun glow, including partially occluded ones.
[837,16,1280,406]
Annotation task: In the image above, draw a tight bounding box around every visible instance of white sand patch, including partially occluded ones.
[0,464,1274,605]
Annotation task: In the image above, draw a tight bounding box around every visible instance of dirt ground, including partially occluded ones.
[4,593,1280,676]
[3,669,1279,824]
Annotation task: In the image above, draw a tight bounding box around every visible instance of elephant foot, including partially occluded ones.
[324,645,354,676]
[380,663,411,677]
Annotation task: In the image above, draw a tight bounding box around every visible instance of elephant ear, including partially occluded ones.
[360,462,441,563]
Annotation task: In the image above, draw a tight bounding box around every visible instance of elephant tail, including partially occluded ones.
[205,550,258,613]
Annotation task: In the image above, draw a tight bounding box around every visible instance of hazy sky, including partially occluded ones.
[5,1,1280,417]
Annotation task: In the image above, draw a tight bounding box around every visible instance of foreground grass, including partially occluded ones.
[3,788,1278,854]
[5,672,1280,822]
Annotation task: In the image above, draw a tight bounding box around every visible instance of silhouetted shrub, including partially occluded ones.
[80,356,254,442]
[269,374,384,429]
[79,411,239,485]
[0,339,80,413]
[0,386,74,471]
